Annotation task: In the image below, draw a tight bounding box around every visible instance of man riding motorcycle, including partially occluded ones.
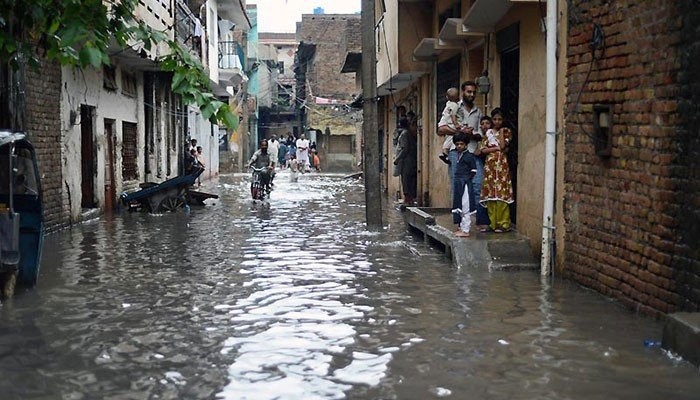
[248,139,274,196]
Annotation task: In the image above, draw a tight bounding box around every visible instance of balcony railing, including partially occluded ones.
[219,41,245,70]
[175,0,203,59]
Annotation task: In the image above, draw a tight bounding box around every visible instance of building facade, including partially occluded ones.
[368,0,699,316]
[296,13,362,172]
[258,32,298,139]
[1,0,250,229]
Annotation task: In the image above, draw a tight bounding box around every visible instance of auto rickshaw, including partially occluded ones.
[0,131,43,299]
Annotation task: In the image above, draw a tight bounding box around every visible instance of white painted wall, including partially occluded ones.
[60,65,145,220]
[188,107,220,182]
[133,0,174,60]
[207,1,220,83]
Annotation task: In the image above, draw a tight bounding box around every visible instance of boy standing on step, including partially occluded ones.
[451,132,477,238]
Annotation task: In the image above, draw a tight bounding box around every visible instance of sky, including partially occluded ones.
[248,0,361,33]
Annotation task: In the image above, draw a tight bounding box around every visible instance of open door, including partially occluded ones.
[80,105,96,209]
[498,23,520,224]
[104,119,116,211]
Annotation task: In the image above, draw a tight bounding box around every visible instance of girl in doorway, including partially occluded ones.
[479,108,514,233]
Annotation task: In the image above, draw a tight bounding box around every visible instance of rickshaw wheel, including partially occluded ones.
[160,195,184,212]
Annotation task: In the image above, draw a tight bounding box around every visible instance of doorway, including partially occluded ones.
[104,119,116,211]
[81,105,96,209]
[498,23,520,223]
[436,55,461,125]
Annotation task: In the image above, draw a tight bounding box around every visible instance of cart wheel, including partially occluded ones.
[160,195,185,212]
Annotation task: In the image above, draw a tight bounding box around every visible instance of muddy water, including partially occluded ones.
[0,171,698,399]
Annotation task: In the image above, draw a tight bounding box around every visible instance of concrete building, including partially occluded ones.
[364,0,699,317]
[245,4,261,164]
[258,32,298,139]
[367,0,549,267]
[1,0,250,229]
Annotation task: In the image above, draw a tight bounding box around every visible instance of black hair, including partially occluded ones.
[461,81,477,91]
[453,132,469,145]
[398,117,409,129]
[491,107,505,118]
[480,115,493,124]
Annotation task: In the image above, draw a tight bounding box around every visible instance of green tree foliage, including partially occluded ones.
[0,0,236,128]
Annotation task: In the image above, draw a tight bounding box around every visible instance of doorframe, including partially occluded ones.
[497,23,520,223]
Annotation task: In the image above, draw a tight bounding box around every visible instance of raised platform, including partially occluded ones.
[402,206,539,271]
[663,312,700,367]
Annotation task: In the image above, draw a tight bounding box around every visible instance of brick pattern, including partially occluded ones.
[24,58,67,232]
[674,0,700,312]
[299,14,360,100]
[565,0,699,316]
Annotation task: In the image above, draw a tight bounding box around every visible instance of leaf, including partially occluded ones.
[47,20,60,35]
[170,72,184,89]
[79,45,103,68]
[218,104,238,130]
[201,103,216,120]
[210,100,225,110]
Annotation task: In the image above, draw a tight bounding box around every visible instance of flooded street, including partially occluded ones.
[1,171,699,399]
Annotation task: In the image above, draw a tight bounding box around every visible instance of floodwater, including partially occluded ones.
[1,170,698,400]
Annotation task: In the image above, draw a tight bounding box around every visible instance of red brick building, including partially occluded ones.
[295,13,362,171]
[564,0,700,315]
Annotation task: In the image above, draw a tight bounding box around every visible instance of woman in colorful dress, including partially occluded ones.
[479,108,514,233]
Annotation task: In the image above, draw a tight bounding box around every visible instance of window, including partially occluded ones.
[103,65,117,91]
[122,122,138,180]
[121,72,137,98]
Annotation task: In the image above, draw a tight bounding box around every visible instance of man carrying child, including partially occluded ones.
[437,81,488,231]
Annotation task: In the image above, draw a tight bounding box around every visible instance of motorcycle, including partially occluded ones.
[249,166,272,201]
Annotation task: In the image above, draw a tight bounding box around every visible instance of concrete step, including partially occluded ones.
[663,312,700,367]
[487,238,539,271]
[403,206,540,271]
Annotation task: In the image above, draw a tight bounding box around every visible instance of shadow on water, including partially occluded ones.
[0,169,698,400]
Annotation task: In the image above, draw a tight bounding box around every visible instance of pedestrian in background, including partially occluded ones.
[393,117,417,205]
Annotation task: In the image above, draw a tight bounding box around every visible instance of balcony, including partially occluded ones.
[462,0,539,33]
[376,0,431,96]
[219,41,247,87]
[175,0,203,59]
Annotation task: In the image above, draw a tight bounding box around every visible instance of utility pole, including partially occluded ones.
[361,0,383,228]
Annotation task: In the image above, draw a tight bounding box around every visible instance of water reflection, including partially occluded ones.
[0,170,698,400]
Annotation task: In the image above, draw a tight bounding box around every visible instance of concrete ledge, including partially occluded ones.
[663,312,700,367]
[402,206,539,271]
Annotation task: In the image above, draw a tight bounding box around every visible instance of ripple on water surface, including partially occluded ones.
[1,171,699,400]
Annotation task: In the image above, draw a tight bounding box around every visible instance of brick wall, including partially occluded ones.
[564,0,699,316]
[24,58,67,232]
[674,0,700,312]
[299,14,360,100]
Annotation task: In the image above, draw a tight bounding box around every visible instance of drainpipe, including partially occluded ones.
[540,0,557,276]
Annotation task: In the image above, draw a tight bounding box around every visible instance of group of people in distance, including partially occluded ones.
[247,132,322,192]
[437,80,514,238]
